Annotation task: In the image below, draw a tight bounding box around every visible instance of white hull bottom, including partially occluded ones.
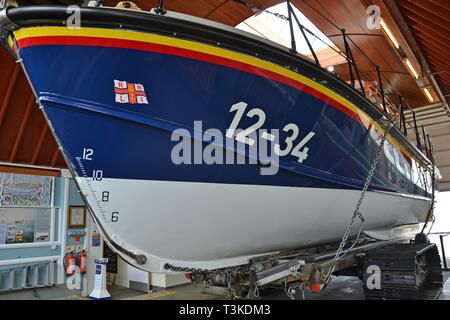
[76,178,431,273]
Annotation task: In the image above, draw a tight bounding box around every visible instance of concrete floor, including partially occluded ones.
[1,270,448,300]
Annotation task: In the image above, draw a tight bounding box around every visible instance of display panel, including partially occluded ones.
[0,173,52,207]
[0,207,52,244]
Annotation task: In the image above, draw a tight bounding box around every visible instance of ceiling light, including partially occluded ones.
[379,19,399,49]
[423,88,434,102]
[405,58,419,79]
[327,66,335,72]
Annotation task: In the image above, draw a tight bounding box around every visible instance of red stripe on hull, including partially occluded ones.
[17,35,360,121]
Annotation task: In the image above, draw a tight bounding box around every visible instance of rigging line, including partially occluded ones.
[346,37,378,69]
[299,0,378,68]
[237,1,424,134]
[345,37,410,101]
[242,22,269,40]
[299,0,341,31]
[233,1,348,60]
[302,28,347,58]
[232,0,289,20]
[299,0,404,99]
[283,1,408,105]
[289,18,347,59]
[205,0,229,19]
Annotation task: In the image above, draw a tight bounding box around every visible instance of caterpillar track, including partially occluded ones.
[362,239,443,300]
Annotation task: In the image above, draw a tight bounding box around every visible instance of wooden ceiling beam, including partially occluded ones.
[404,15,450,43]
[0,64,20,127]
[421,56,450,73]
[0,164,61,177]
[417,41,450,63]
[421,72,450,94]
[376,2,448,121]
[413,30,450,52]
[9,94,35,163]
[429,0,449,10]
[407,0,450,20]
[50,146,60,167]
[30,123,48,165]
[422,53,450,72]
[204,0,229,19]
[396,0,450,30]
[422,58,450,75]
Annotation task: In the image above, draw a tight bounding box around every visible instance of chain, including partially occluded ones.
[225,270,241,299]
[324,123,394,286]
[163,263,223,274]
[166,124,394,290]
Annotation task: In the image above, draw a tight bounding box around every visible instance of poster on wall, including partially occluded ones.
[34,209,51,242]
[0,173,52,207]
[0,207,51,244]
[92,222,101,247]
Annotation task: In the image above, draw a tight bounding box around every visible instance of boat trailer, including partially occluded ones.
[184,234,444,300]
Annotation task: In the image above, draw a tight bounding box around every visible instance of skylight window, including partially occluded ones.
[235,3,346,68]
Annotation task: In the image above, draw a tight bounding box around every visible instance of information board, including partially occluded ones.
[0,207,51,244]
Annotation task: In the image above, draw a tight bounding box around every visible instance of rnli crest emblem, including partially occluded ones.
[114,80,148,104]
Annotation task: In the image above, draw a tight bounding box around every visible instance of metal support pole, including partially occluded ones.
[422,126,429,159]
[376,66,387,114]
[288,3,319,65]
[399,95,407,136]
[426,133,435,165]
[286,0,296,54]
[155,0,166,14]
[427,132,436,198]
[440,235,449,271]
[343,30,355,87]
[402,112,407,136]
[342,30,366,97]
[412,112,422,151]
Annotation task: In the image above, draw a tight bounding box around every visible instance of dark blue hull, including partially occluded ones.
[16,42,430,197]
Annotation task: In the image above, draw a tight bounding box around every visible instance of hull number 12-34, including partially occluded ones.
[225,102,315,163]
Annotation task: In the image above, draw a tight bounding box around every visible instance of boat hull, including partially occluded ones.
[76,177,429,271]
[4,7,434,272]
